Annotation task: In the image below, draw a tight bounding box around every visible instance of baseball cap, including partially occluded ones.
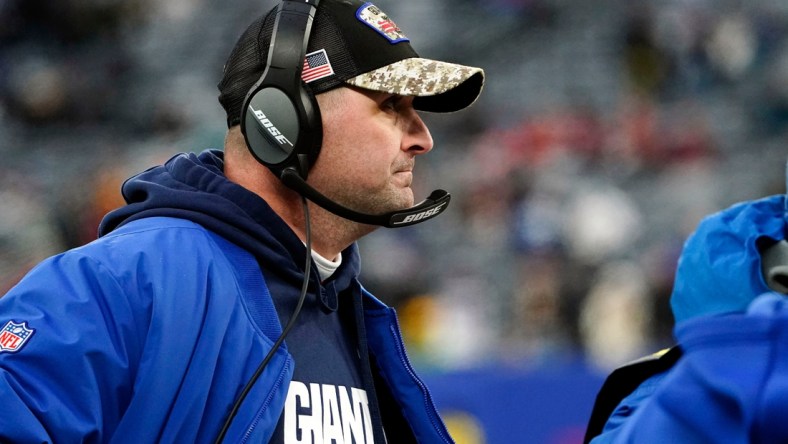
[218,0,485,128]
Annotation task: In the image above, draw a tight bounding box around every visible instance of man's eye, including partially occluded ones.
[382,95,401,111]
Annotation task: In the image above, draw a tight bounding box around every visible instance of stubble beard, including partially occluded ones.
[339,183,413,216]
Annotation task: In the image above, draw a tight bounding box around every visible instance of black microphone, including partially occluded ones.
[280,167,451,227]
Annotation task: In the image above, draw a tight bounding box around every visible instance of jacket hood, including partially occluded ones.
[670,194,786,324]
[99,149,360,288]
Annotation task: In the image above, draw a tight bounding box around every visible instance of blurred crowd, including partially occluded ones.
[1,0,787,374]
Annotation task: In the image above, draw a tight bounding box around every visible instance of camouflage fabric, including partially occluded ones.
[345,57,484,99]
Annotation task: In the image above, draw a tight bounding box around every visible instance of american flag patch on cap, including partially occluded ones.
[302,49,334,83]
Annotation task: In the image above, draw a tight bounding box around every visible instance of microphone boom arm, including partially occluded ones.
[280,167,451,228]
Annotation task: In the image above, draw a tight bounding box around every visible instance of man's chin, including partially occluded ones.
[394,189,416,211]
[365,193,415,217]
[326,186,414,217]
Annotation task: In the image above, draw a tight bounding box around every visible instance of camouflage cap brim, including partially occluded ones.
[344,57,485,113]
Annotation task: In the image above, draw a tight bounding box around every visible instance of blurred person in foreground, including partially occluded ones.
[585,189,788,443]
[0,0,484,442]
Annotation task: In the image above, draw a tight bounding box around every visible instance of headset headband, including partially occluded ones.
[241,0,322,179]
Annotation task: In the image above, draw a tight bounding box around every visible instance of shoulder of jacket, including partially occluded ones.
[97,217,215,248]
[583,346,683,443]
[104,217,209,237]
[76,217,241,273]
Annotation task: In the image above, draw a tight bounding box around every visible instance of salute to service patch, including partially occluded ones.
[356,2,409,43]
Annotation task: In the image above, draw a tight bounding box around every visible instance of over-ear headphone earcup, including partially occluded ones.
[238,0,324,181]
[241,73,323,178]
[241,78,322,180]
[243,86,301,167]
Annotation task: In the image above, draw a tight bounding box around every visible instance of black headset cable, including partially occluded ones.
[214,195,312,443]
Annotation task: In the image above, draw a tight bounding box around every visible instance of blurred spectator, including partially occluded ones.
[705,13,758,81]
[755,44,788,134]
[0,169,64,293]
[505,253,574,362]
[0,0,144,126]
[579,261,651,370]
[563,183,642,264]
[621,6,669,97]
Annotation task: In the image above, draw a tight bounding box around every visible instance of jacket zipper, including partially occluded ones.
[240,357,291,443]
[387,312,454,444]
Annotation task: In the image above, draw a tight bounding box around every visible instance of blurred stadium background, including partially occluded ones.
[1,0,787,442]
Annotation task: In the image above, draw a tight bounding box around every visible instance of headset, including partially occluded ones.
[216,4,320,440]
[239,0,451,228]
[241,0,322,183]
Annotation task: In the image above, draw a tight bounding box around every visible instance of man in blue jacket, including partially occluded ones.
[0,0,484,442]
[585,193,788,443]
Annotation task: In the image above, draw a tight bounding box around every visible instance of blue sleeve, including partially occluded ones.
[589,371,669,444]
[600,292,788,443]
[0,250,145,442]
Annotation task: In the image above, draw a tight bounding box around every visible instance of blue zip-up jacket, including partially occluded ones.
[589,194,788,443]
[0,150,453,443]
[598,291,788,443]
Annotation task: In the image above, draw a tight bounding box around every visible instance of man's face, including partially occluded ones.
[308,86,434,217]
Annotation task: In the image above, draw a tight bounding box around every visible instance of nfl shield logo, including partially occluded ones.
[356,3,409,43]
[0,320,34,353]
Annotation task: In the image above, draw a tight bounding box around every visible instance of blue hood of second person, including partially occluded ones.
[670,194,786,324]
